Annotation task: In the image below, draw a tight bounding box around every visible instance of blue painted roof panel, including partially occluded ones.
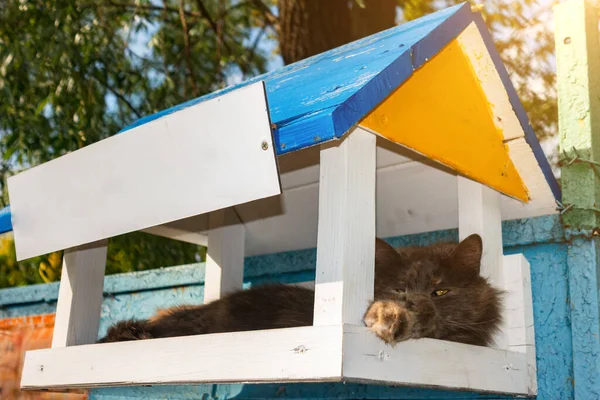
[0,206,11,235]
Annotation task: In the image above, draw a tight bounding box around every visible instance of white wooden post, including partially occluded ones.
[204,208,245,303]
[457,176,507,349]
[51,240,108,348]
[503,254,537,396]
[457,177,504,283]
[313,128,376,326]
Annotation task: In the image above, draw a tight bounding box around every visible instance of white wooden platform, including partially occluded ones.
[21,325,529,395]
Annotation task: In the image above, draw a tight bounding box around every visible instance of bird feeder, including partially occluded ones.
[5,3,557,396]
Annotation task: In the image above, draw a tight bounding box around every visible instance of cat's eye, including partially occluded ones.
[394,288,406,294]
[432,289,450,297]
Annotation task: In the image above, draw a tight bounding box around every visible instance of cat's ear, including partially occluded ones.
[448,234,482,275]
[375,238,399,265]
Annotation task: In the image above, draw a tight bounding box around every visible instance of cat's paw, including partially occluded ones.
[363,300,413,344]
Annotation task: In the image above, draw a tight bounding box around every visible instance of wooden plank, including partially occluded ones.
[457,176,506,350]
[51,240,108,348]
[8,82,279,261]
[21,325,343,389]
[204,208,245,303]
[503,254,537,396]
[277,137,423,191]
[504,138,557,221]
[141,225,207,247]
[342,325,528,395]
[313,127,376,326]
[457,177,504,284]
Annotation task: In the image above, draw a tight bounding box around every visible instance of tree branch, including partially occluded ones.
[93,74,142,119]
[227,0,279,30]
[250,0,279,27]
[161,1,173,91]
[106,0,201,20]
[216,0,225,78]
[179,0,199,97]
[194,0,232,54]
[242,25,267,75]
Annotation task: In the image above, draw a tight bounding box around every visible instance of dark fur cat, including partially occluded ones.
[99,235,502,346]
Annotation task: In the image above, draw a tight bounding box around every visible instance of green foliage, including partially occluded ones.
[106,232,206,275]
[0,234,62,288]
[0,232,205,289]
[0,235,42,287]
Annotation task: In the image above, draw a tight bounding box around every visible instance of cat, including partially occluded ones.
[98,234,502,347]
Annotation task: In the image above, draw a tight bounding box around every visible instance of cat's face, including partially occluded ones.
[374,235,502,346]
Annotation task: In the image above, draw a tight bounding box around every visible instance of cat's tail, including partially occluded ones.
[97,320,153,343]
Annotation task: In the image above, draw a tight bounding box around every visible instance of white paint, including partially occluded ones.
[343,325,529,395]
[457,23,524,141]
[313,128,376,326]
[506,137,557,217]
[276,136,422,191]
[503,254,537,396]
[23,323,532,395]
[52,241,108,348]
[21,325,343,389]
[457,176,507,349]
[204,208,245,303]
[141,225,208,246]
[457,176,504,284]
[8,82,279,261]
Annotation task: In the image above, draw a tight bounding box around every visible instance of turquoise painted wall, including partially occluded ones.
[0,216,574,399]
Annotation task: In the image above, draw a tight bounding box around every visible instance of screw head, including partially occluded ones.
[261,141,269,151]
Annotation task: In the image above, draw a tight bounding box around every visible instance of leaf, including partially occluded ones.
[35,94,52,116]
